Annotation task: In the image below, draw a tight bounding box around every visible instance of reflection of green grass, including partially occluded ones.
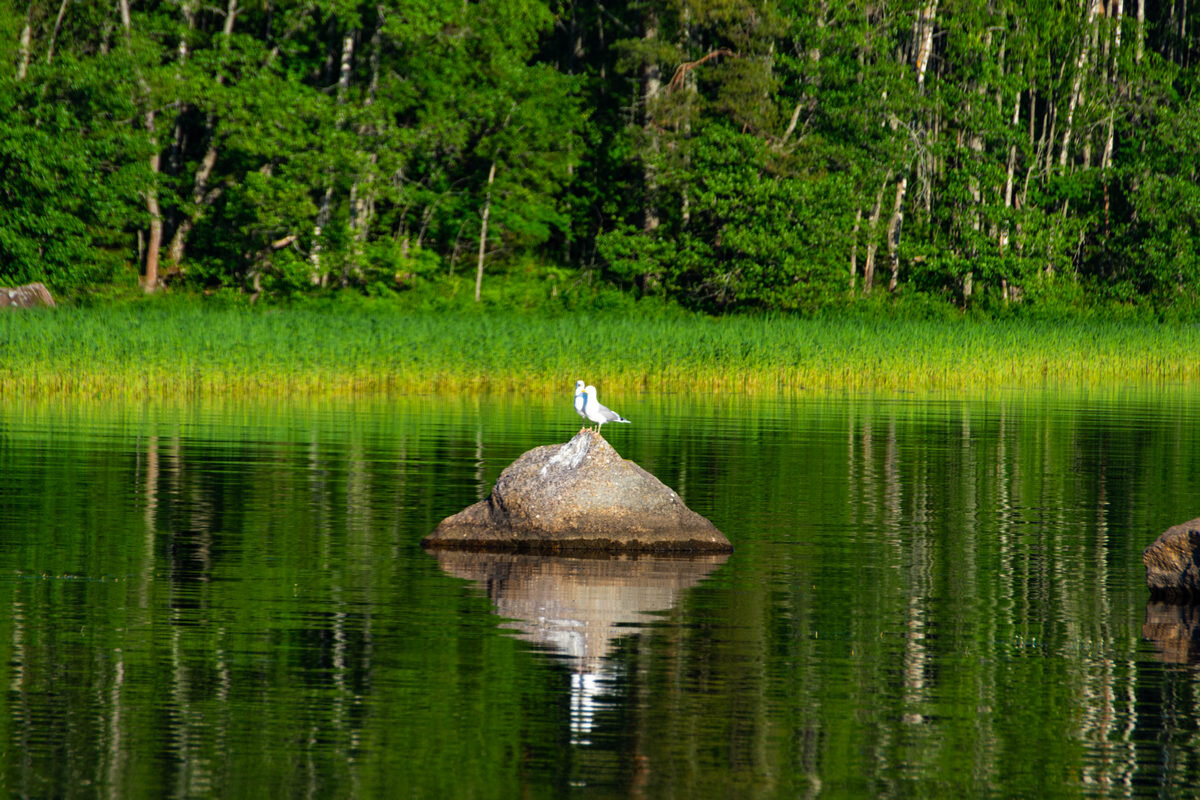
[3,299,1200,397]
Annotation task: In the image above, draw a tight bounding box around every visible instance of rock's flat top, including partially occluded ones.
[1144,517,1200,600]
[422,429,731,554]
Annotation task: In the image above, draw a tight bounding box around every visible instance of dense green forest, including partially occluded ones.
[2,0,1198,312]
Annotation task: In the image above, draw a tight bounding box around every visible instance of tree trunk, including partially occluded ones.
[863,177,888,294]
[778,9,825,149]
[168,2,195,181]
[144,109,163,292]
[350,16,383,248]
[311,32,355,285]
[16,3,31,80]
[1041,90,1058,176]
[1101,0,1124,173]
[849,207,863,290]
[474,160,497,303]
[45,0,70,67]
[119,0,162,292]
[1001,89,1020,256]
[641,14,662,233]
[1060,0,1101,170]
[168,0,240,265]
[914,1,937,88]
[886,176,908,292]
[1136,0,1145,64]
[779,101,804,147]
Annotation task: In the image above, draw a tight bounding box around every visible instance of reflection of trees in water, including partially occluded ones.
[5,396,1200,795]
[746,397,1199,793]
[1,419,416,798]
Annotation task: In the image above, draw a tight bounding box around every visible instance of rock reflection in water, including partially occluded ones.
[434,551,727,742]
[1143,601,1200,664]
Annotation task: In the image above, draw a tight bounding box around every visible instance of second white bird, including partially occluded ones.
[573,379,588,423]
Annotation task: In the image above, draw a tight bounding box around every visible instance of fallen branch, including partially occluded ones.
[668,49,736,91]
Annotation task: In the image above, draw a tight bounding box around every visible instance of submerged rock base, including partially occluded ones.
[1144,518,1200,601]
[422,429,731,554]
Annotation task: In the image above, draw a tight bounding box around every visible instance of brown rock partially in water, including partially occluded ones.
[422,429,731,554]
[0,282,55,309]
[1143,518,1200,600]
[433,550,728,672]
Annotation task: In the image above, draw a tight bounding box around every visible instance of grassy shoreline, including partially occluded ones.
[3,300,1199,399]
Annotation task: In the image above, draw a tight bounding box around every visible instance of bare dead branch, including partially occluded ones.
[667,49,736,91]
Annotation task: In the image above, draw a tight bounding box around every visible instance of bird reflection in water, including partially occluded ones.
[433,551,727,744]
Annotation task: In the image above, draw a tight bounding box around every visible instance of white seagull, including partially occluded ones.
[573,379,588,424]
[583,384,631,432]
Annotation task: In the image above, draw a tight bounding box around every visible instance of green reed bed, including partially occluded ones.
[2,301,1199,398]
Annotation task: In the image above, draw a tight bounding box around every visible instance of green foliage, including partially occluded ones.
[0,53,145,290]
[600,124,856,311]
[0,0,1198,313]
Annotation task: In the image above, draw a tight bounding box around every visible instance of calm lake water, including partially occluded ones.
[2,389,1200,798]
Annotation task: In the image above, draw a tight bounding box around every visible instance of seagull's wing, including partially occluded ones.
[586,386,630,425]
[597,402,630,423]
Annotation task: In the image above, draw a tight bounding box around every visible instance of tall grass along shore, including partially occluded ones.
[2,301,1199,399]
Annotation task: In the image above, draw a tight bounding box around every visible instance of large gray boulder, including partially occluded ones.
[422,429,731,554]
[0,282,55,309]
[1143,518,1200,600]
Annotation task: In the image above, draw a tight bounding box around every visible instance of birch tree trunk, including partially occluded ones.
[876,3,934,295]
[16,3,31,80]
[144,114,163,292]
[849,208,863,290]
[778,7,825,149]
[1101,0,1124,173]
[119,0,162,292]
[886,176,908,292]
[1001,88,1020,257]
[641,14,662,233]
[914,1,937,89]
[1060,0,1101,170]
[863,178,888,294]
[168,2,194,181]
[1100,0,1124,240]
[45,0,69,67]
[1136,0,1145,63]
[350,17,383,249]
[474,160,497,303]
[341,19,380,286]
[168,0,239,266]
[311,32,355,285]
